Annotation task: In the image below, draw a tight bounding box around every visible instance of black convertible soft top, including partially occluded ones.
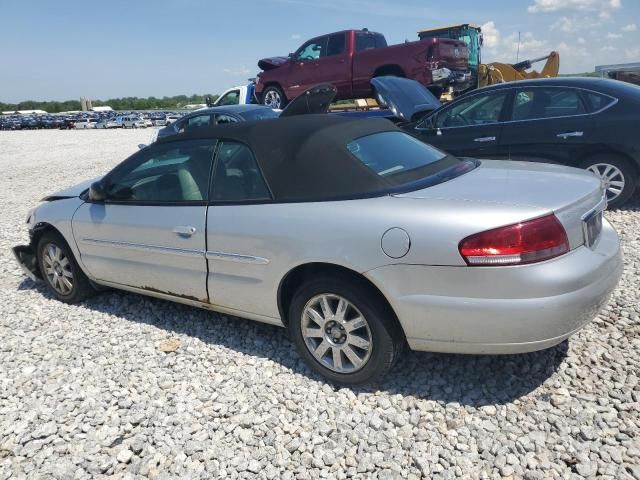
[157,114,406,202]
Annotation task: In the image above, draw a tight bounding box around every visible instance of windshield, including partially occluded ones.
[346,131,475,188]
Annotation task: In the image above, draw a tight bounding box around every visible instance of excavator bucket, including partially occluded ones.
[478,51,560,87]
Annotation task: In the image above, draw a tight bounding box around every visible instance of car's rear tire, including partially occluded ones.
[262,85,287,109]
[288,276,404,385]
[581,154,637,208]
[37,231,95,304]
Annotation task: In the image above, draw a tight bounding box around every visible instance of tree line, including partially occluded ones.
[0,93,219,113]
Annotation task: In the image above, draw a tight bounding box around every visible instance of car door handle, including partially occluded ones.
[557,131,584,139]
[473,136,496,142]
[173,226,197,237]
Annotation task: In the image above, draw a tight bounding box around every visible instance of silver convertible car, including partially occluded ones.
[13,114,622,385]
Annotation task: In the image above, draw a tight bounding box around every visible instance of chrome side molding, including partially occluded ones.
[205,251,270,265]
[81,238,203,258]
[81,238,270,265]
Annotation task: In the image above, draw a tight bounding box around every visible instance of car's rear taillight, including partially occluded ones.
[459,214,569,266]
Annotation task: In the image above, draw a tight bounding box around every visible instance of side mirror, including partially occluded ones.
[137,143,147,150]
[288,52,295,58]
[205,95,214,107]
[89,181,106,202]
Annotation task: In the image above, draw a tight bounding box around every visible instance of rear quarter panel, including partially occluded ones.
[205,196,544,319]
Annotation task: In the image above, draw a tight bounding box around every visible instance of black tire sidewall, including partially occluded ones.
[581,155,637,208]
[288,276,401,385]
[37,232,91,303]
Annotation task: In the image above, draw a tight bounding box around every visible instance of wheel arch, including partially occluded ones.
[260,82,286,100]
[373,65,406,78]
[277,262,401,330]
[31,222,63,248]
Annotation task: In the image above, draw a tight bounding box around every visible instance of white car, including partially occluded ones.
[213,84,254,106]
[96,119,121,129]
[74,118,98,129]
[118,116,146,129]
[151,116,167,127]
[165,114,182,125]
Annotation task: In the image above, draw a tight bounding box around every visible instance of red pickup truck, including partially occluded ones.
[254,29,470,108]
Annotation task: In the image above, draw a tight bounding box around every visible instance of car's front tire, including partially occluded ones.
[37,231,95,304]
[581,154,637,208]
[261,85,287,109]
[288,276,404,385]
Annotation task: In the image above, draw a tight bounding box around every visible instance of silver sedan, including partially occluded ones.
[13,114,623,385]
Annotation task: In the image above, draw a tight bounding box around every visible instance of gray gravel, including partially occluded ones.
[1,129,639,479]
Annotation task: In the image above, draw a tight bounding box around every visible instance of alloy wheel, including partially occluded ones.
[42,243,74,295]
[587,163,625,203]
[301,294,373,373]
[264,90,282,109]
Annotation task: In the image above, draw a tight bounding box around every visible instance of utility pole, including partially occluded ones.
[516,31,521,62]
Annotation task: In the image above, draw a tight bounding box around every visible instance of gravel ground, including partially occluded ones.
[0,129,639,480]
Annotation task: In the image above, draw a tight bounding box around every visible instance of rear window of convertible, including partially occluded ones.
[346,131,474,188]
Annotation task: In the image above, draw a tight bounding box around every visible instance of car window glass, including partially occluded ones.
[296,38,325,60]
[355,33,376,51]
[435,92,507,128]
[179,114,212,133]
[374,33,387,48]
[326,34,346,56]
[211,141,271,202]
[106,142,216,203]
[215,114,238,125]
[511,88,585,120]
[217,91,240,106]
[347,131,447,177]
[583,91,615,112]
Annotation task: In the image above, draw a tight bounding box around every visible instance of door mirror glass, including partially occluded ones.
[89,181,106,202]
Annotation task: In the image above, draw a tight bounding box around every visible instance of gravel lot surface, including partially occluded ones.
[0,129,639,480]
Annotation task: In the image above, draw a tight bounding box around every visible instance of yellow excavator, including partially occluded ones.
[417,24,560,92]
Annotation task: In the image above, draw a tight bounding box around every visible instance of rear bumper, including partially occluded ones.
[429,68,472,91]
[12,245,39,281]
[365,219,623,354]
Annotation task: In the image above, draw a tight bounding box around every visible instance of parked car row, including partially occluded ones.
[0,111,185,131]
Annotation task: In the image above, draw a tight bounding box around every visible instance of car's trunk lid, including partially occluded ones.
[394,160,606,249]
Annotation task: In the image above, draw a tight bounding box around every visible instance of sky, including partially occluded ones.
[1,0,639,103]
